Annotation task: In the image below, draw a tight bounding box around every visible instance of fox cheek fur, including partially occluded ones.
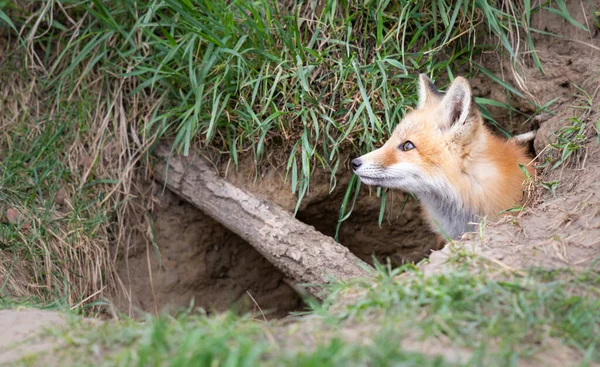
[352,74,533,239]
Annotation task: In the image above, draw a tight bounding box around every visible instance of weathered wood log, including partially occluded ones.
[153,143,371,299]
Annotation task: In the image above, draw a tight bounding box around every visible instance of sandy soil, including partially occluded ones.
[0,310,67,365]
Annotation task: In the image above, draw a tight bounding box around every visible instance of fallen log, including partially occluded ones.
[153,143,371,299]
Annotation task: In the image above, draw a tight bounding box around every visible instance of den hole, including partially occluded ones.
[117,173,437,319]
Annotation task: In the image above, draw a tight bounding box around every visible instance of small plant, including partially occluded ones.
[540,180,560,198]
[537,116,589,171]
[549,117,588,169]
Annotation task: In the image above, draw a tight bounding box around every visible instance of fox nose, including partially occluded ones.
[351,158,362,170]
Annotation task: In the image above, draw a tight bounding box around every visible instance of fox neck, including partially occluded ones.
[413,131,496,239]
[413,183,479,239]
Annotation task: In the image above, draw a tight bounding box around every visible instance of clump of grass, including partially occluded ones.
[0,49,123,310]
[537,84,598,176]
[0,295,67,310]
[45,309,454,366]
[545,116,590,169]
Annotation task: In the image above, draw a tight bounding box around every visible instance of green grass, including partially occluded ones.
[545,116,590,170]
[536,84,598,180]
[6,0,576,217]
[45,311,453,366]
[0,54,119,309]
[12,257,598,366]
[0,295,67,310]
[327,264,600,354]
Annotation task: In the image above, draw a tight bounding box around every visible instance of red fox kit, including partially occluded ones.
[352,74,533,239]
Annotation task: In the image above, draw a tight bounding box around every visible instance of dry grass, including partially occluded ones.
[0,37,159,310]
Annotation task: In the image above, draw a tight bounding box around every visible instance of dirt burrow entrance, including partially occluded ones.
[115,162,437,318]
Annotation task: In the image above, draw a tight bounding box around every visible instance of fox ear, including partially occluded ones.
[439,77,473,131]
[417,74,441,109]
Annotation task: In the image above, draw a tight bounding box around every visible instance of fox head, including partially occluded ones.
[352,74,483,195]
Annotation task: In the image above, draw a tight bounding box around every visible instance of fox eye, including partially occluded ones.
[398,141,415,151]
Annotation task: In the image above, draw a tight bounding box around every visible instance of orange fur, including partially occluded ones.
[461,130,533,217]
[353,74,534,238]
